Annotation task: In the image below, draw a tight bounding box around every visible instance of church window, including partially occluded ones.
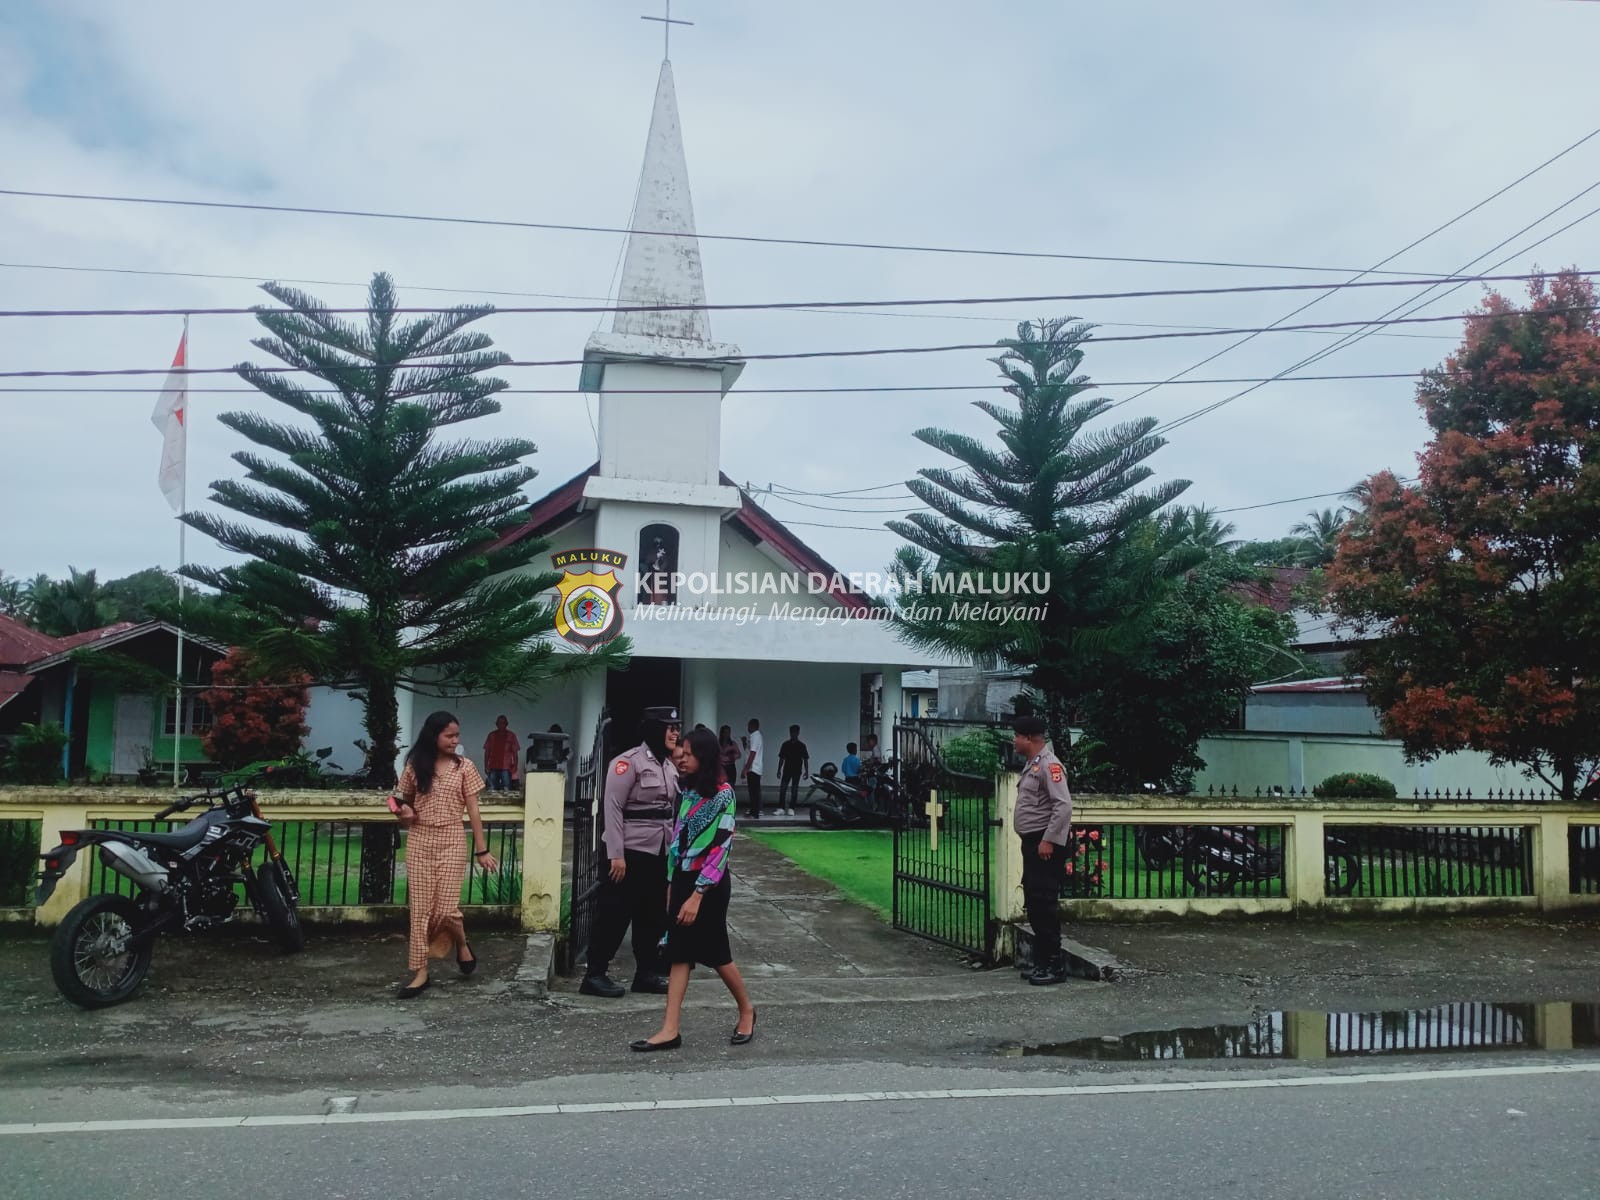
[638,524,679,605]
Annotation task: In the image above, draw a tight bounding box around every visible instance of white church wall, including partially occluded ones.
[709,660,866,779]
[302,686,370,771]
[716,530,850,616]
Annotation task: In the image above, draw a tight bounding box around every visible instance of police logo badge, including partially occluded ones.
[552,548,628,649]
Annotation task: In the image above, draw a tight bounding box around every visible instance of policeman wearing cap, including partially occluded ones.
[1011,714,1073,986]
[581,706,681,998]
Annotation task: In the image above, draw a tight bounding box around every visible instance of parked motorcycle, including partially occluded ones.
[36,784,304,1009]
[1135,824,1361,896]
[807,761,906,828]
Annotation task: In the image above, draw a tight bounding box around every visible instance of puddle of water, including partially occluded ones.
[1000,1000,1600,1061]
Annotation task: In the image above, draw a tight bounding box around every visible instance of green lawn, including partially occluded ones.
[745,829,894,916]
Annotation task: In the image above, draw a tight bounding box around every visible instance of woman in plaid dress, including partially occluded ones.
[392,711,499,998]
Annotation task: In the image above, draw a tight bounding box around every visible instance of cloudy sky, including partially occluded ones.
[2,0,1596,586]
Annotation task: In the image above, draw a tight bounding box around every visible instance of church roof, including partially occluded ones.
[496,464,873,613]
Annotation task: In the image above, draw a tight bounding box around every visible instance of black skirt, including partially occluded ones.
[663,872,733,969]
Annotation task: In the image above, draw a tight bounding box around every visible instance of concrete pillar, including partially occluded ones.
[685,658,716,731]
[521,773,564,931]
[1290,810,1326,914]
[1534,1001,1574,1051]
[1535,813,1573,912]
[990,771,1025,963]
[1283,1009,1328,1060]
[879,667,903,756]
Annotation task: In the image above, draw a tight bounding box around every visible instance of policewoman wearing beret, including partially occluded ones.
[1011,714,1074,986]
[581,705,681,998]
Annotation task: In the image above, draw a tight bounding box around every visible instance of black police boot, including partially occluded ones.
[580,973,626,998]
[631,973,670,995]
[1028,958,1068,987]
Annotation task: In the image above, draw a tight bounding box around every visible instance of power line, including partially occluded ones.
[0,186,1481,276]
[0,370,1458,395]
[1,268,1587,320]
[1156,188,1600,436]
[0,262,1458,340]
[4,304,1587,379]
[1108,123,1600,412]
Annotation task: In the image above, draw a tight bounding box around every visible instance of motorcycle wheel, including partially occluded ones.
[50,893,153,1009]
[1182,850,1240,896]
[257,861,305,953]
[1325,851,1362,897]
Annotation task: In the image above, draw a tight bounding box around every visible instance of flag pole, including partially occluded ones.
[173,313,188,789]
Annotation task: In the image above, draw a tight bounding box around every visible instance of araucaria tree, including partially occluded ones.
[1328,272,1600,802]
[888,318,1200,750]
[185,273,624,788]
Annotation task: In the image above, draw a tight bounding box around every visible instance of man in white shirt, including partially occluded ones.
[743,717,765,819]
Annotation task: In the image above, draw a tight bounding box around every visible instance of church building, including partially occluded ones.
[311,55,945,770]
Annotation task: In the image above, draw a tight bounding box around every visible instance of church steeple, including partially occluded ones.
[611,59,712,344]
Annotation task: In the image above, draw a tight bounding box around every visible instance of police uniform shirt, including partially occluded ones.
[1013,746,1073,845]
[601,743,679,860]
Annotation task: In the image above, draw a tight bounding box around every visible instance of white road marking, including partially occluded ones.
[2,1061,1597,1137]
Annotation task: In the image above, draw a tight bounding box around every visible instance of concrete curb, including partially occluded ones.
[514,932,556,997]
[1014,923,1124,981]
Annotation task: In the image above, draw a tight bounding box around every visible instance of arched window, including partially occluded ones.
[637,524,679,605]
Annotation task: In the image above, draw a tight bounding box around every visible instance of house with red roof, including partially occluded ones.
[0,613,224,780]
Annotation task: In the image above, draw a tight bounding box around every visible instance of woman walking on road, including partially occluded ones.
[631,727,756,1052]
[392,711,499,998]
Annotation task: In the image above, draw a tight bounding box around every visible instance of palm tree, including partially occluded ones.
[0,573,29,619]
[27,567,119,636]
[1163,505,1240,553]
[1289,507,1349,568]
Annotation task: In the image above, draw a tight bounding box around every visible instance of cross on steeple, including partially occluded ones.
[641,0,693,59]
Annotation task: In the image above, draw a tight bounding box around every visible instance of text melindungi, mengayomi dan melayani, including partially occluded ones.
[631,569,1050,625]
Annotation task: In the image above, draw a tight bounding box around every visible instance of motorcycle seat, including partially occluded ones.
[104,818,217,852]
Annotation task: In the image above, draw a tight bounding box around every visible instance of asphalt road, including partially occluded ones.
[7,1061,1599,1200]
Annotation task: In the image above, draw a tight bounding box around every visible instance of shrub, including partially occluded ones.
[1313,772,1398,799]
[0,820,42,905]
[200,648,311,769]
[2,722,70,784]
[939,729,1007,781]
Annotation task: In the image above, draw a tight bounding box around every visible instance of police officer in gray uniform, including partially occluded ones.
[581,706,681,998]
[1011,714,1074,986]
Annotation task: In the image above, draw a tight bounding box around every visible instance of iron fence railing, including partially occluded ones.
[1061,824,1291,900]
[1326,825,1533,899]
[1572,825,1600,895]
[86,817,523,908]
[0,818,42,907]
[1199,784,1565,802]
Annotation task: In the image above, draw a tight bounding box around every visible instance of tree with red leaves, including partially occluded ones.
[200,647,311,770]
[1328,272,1600,802]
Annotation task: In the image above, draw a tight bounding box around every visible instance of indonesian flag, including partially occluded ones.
[150,330,187,511]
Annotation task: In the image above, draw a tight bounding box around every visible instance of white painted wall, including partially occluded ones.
[596,360,726,486]
[1246,693,1382,736]
[708,660,866,779]
[1193,731,1543,796]
[301,687,368,770]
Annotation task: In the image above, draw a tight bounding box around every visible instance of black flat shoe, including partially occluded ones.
[730,1008,757,1046]
[629,1035,682,1053]
[580,974,626,998]
[398,977,431,999]
[457,944,478,977]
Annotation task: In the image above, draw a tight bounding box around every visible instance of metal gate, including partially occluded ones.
[891,718,1007,963]
[560,715,609,975]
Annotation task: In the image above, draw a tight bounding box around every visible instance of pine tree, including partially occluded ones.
[183,274,624,893]
[888,318,1199,749]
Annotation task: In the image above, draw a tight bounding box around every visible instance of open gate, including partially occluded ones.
[891,718,1007,963]
[560,715,610,975]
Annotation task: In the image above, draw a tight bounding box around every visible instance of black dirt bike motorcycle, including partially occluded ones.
[1135,824,1362,896]
[36,784,304,1009]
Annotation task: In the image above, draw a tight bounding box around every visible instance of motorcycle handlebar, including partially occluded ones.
[154,784,251,822]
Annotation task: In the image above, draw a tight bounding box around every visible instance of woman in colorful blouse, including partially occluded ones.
[631,726,756,1052]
